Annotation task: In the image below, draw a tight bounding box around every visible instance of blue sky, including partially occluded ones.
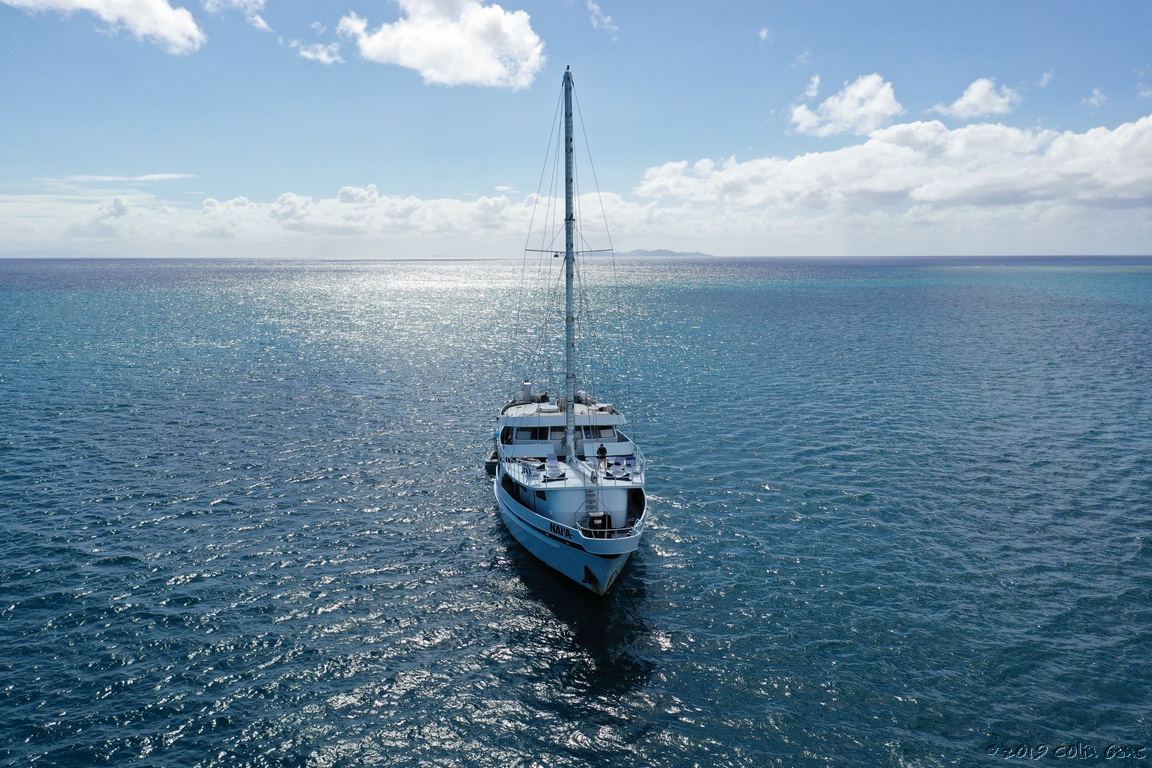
[2,0,1151,258]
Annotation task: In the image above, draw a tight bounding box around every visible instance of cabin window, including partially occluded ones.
[514,427,549,441]
[501,472,518,498]
[550,426,566,440]
[535,490,547,500]
[582,426,616,440]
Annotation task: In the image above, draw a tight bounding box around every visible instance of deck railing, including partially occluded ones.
[578,515,643,539]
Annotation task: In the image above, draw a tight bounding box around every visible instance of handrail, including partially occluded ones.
[577,515,641,539]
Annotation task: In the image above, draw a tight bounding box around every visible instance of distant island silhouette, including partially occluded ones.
[615,249,715,259]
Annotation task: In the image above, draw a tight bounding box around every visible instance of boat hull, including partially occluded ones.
[494,476,633,596]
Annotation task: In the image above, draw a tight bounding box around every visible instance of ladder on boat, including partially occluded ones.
[584,485,599,515]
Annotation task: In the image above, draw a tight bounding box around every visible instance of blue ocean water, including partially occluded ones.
[1,256,1150,767]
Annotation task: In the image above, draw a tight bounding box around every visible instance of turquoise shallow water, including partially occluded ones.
[1,256,1150,767]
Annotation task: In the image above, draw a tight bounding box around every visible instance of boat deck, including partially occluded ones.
[503,454,640,490]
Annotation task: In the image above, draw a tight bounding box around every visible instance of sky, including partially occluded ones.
[2,0,1151,259]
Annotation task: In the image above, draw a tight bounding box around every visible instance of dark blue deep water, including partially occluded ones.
[2,257,1150,767]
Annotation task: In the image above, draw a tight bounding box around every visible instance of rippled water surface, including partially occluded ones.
[2,257,1150,767]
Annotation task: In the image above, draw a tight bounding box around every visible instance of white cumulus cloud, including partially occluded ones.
[637,115,1152,212]
[1082,88,1107,108]
[337,0,545,90]
[935,78,1021,119]
[69,196,129,237]
[291,40,343,64]
[202,0,268,31]
[790,73,904,136]
[622,114,1152,255]
[587,1,617,38]
[2,0,206,53]
[802,74,820,100]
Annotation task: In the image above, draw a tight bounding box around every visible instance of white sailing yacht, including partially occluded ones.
[490,67,647,596]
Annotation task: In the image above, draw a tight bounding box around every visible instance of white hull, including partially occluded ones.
[494,475,634,596]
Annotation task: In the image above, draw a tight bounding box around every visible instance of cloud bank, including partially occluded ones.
[337,0,545,89]
[2,0,206,53]
[4,113,1152,257]
[638,116,1152,210]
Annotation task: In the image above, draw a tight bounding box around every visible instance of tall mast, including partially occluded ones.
[563,66,577,462]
